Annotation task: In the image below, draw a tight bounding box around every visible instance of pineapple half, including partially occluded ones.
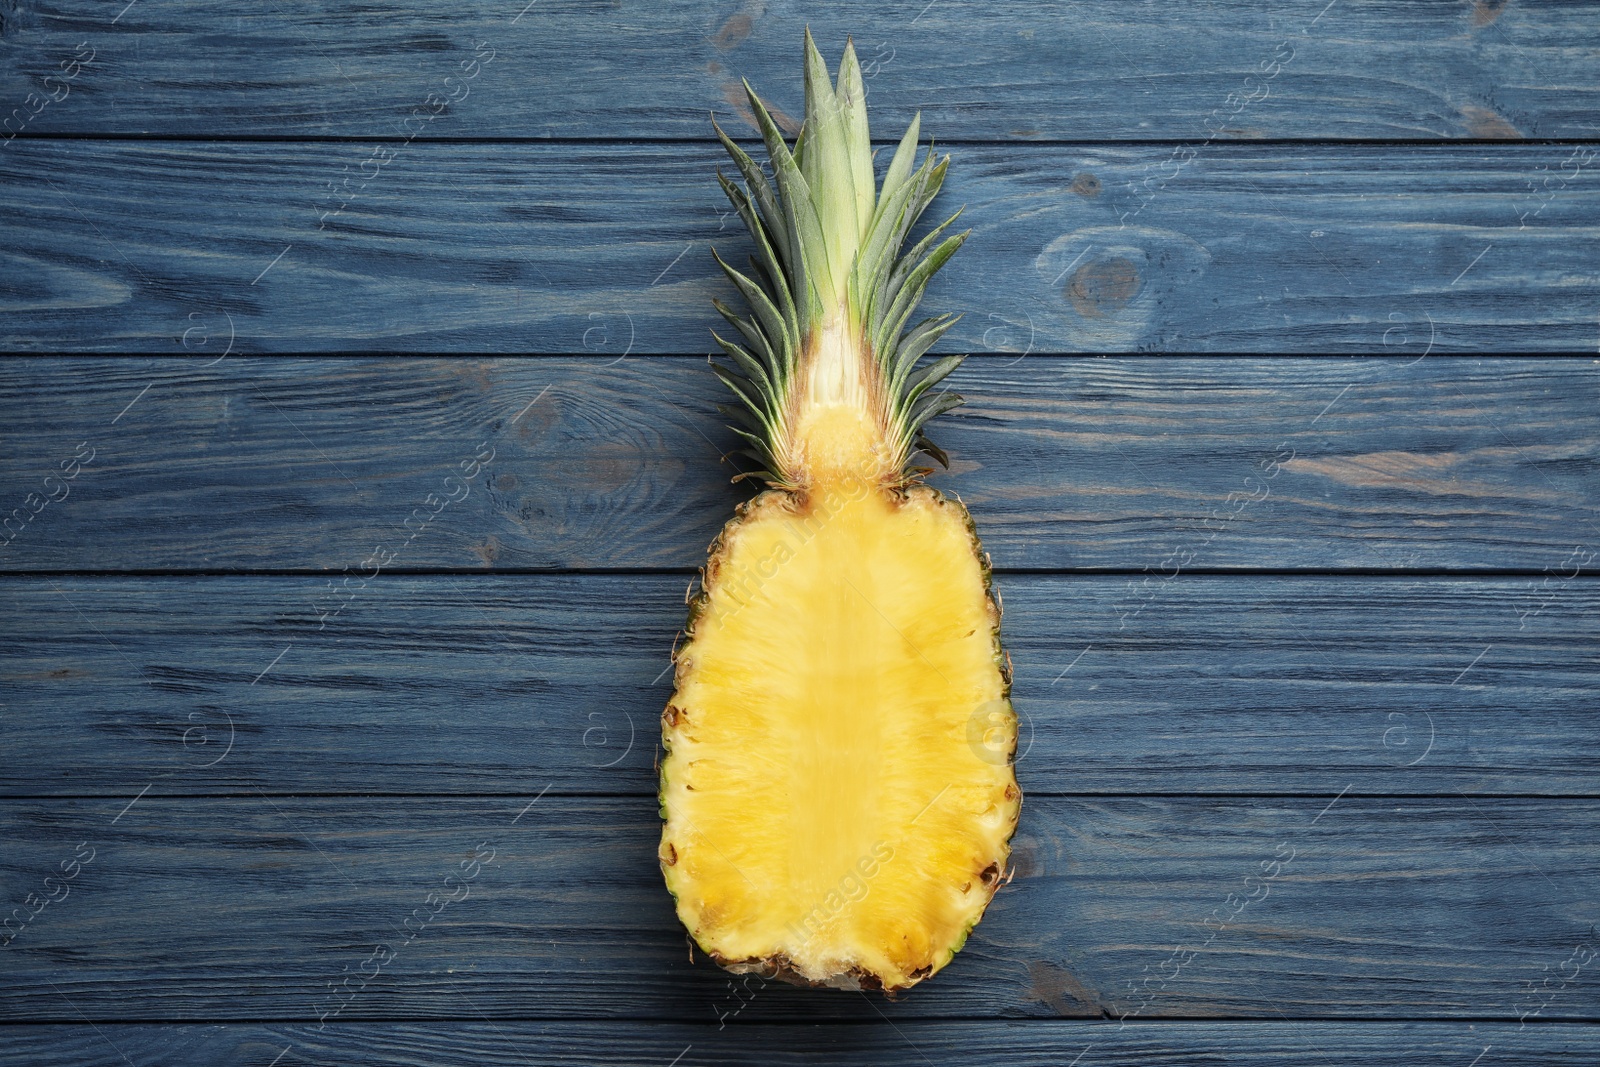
[658,31,1020,993]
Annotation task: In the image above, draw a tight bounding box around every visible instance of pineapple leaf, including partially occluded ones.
[717,172,801,367]
[712,247,793,373]
[889,314,961,390]
[913,432,952,469]
[745,77,831,326]
[885,205,964,319]
[867,152,943,341]
[711,116,792,278]
[851,161,921,330]
[712,298,779,375]
[877,228,970,363]
[877,113,923,212]
[708,37,970,487]
[835,37,875,237]
[907,388,965,432]
[903,354,965,407]
[802,27,855,247]
[714,401,769,438]
[711,332,777,400]
[711,365,775,427]
[723,421,777,459]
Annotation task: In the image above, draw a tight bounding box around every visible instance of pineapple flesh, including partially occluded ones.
[659,32,1019,992]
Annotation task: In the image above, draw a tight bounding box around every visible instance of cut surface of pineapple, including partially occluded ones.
[659,30,1020,992]
[661,482,1017,989]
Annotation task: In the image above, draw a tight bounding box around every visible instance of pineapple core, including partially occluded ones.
[785,315,897,484]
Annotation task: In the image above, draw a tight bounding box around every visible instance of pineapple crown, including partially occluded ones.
[709,30,970,487]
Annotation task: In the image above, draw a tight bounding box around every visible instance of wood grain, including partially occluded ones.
[2,142,1598,352]
[1,0,1596,140]
[2,795,1596,1020]
[2,357,1595,571]
[3,574,1596,797]
[0,1021,1589,1066]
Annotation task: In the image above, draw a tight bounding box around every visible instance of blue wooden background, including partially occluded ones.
[2,1,1598,1064]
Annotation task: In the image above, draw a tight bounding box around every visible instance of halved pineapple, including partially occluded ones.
[659,31,1019,992]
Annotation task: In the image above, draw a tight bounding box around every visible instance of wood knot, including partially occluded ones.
[712,12,752,50]
[1066,256,1143,318]
[1471,0,1510,27]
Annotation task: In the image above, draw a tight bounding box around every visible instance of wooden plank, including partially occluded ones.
[1,1,1596,140]
[1,795,1596,1020]
[0,1021,1591,1066]
[2,142,1598,353]
[2,357,1596,571]
[3,574,1596,797]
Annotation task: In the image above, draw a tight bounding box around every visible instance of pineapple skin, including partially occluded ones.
[658,482,1020,992]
